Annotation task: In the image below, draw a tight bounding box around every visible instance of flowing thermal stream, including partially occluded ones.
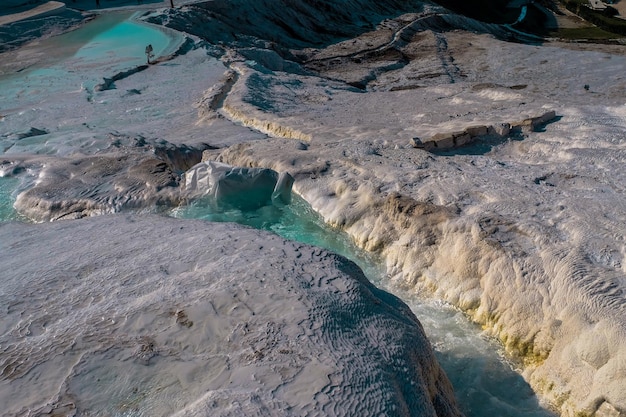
[171,194,555,417]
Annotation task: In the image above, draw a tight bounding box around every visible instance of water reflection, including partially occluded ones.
[0,176,19,221]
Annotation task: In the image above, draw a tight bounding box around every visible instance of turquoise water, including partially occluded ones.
[0,177,19,221]
[0,13,180,219]
[0,12,177,100]
[71,13,171,64]
[172,195,381,276]
[172,194,556,417]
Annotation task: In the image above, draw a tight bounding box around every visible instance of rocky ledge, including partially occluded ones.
[410,110,557,151]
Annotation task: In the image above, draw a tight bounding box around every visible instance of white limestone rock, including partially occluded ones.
[12,151,183,222]
[0,214,463,417]
[3,2,626,415]
[206,34,626,412]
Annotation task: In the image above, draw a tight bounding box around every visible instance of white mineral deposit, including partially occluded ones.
[1,0,625,416]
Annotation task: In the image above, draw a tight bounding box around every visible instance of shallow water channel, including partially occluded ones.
[172,195,556,417]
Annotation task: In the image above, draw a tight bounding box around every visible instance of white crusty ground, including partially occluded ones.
[0,214,462,417]
[1,1,626,416]
[200,28,626,417]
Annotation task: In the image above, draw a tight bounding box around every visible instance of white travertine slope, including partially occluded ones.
[0,214,462,417]
[210,75,626,417]
[183,12,626,417]
[1,0,626,415]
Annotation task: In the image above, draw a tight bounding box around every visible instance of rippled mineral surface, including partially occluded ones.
[0,215,462,416]
[1,1,626,416]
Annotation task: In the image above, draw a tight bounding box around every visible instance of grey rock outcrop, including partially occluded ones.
[410,111,556,151]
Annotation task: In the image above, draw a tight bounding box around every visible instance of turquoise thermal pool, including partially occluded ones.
[0,11,178,101]
[0,177,19,221]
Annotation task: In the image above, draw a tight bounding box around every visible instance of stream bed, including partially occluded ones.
[171,194,556,417]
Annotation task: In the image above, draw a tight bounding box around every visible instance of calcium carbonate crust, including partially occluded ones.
[2,1,626,416]
[0,214,462,417]
[200,31,626,417]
